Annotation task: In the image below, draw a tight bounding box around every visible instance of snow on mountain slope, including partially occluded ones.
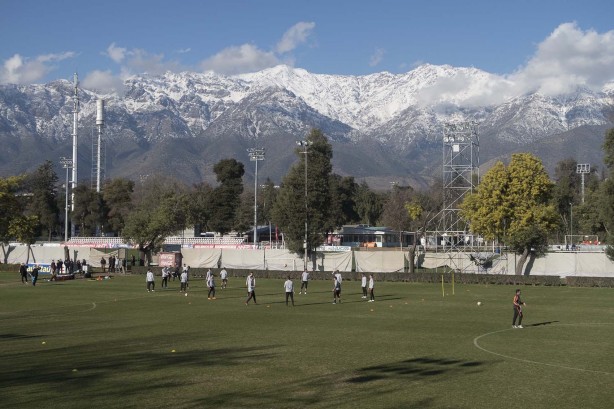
[1,63,613,146]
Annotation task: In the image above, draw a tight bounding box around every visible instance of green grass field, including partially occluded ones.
[1,271,613,409]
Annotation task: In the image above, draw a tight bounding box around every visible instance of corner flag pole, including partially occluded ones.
[441,274,445,297]
[452,271,455,295]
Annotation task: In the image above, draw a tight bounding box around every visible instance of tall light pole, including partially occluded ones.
[297,140,310,270]
[248,148,265,248]
[60,157,73,242]
[576,163,590,204]
[71,73,79,236]
[570,202,573,249]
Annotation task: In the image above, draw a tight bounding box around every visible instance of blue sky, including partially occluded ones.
[1,0,614,90]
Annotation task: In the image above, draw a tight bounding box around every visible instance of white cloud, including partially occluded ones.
[201,44,280,75]
[276,22,316,54]
[123,48,181,76]
[176,48,191,54]
[199,22,315,75]
[0,52,75,84]
[369,49,385,67]
[102,43,184,76]
[82,70,125,94]
[511,22,614,96]
[105,43,127,64]
[416,23,614,108]
[416,69,515,108]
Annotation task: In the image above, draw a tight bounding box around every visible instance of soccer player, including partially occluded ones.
[334,269,342,284]
[361,273,367,299]
[512,289,526,328]
[207,273,216,300]
[180,269,188,293]
[146,268,155,292]
[161,267,169,288]
[220,267,228,289]
[333,275,341,304]
[19,263,28,284]
[284,276,295,306]
[30,265,40,286]
[245,272,257,305]
[182,264,190,289]
[299,269,309,294]
[368,274,375,302]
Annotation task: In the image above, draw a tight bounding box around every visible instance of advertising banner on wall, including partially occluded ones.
[27,263,51,274]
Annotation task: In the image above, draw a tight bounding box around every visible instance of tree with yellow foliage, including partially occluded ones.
[461,153,560,275]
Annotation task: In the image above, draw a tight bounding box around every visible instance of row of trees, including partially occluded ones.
[2,128,614,272]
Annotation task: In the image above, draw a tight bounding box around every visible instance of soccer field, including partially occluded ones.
[1,272,612,409]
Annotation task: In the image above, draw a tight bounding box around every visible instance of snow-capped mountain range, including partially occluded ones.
[1,64,613,188]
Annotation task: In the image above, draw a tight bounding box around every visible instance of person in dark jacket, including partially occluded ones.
[20,263,28,284]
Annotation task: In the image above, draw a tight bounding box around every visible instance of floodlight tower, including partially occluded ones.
[576,163,590,204]
[70,73,79,236]
[60,157,73,242]
[442,122,479,236]
[248,148,265,247]
[439,121,480,272]
[297,140,311,271]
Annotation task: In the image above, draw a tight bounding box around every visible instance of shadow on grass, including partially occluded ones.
[347,356,487,384]
[0,333,42,340]
[0,341,281,406]
[188,356,486,409]
[527,321,559,327]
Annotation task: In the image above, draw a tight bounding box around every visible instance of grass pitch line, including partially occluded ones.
[473,324,614,375]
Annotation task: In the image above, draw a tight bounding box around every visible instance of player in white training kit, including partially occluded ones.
[361,273,368,299]
[220,267,228,289]
[299,270,309,294]
[284,276,295,306]
[368,274,375,302]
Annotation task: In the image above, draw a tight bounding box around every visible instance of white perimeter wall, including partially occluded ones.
[3,245,613,277]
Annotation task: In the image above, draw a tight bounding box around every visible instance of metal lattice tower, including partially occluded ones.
[441,122,479,236]
[435,121,481,272]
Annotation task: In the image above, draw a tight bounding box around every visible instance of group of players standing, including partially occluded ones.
[143,266,377,307]
[145,265,228,298]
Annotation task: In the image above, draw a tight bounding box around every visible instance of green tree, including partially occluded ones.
[354,181,384,225]
[72,185,104,236]
[123,177,190,262]
[208,159,245,235]
[379,184,414,245]
[272,129,333,259]
[328,175,360,230]
[234,190,256,236]
[0,176,25,262]
[9,215,38,263]
[601,128,614,260]
[551,158,578,241]
[404,191,440,273]
[461,153,559,275]
[187,182,213,235]
[102,178,135,235]
[259,178,278,228]
[24,161,59,240]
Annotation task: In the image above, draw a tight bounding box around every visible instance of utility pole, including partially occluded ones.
[297,140,310,270]
[60,157,73,242]
[71,72,79,236]
[248,148,265,248]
